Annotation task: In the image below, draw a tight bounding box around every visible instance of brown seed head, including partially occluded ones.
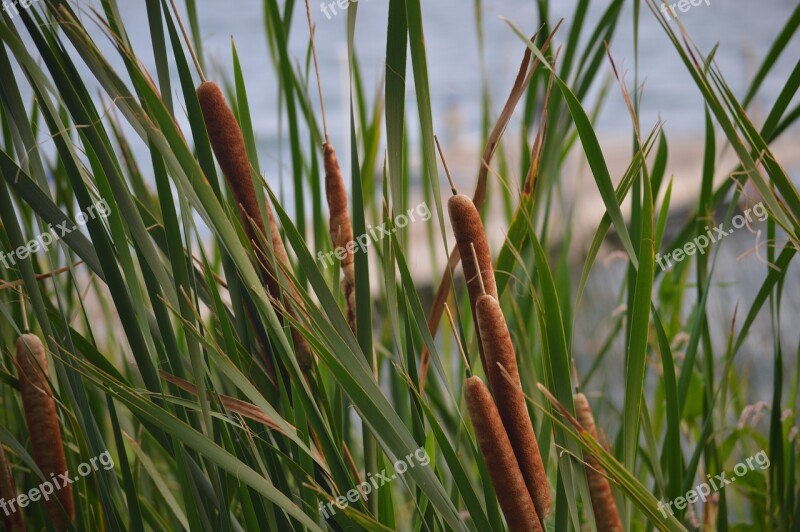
[476,294,550,519]
[448,194,497,378]
[196,81,266,239]
[323,142,356,333]
[464,376,541,532]
[15,334,74,530]
[197,81,313,368]
[574,393,622,532]
[323,143,354,260]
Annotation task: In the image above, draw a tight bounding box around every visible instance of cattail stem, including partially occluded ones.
[574,393,623,532]
[168,0,205,82]
[303,0,329,142]
[434,135,457,195]
[470,243,486,296]
[15,334,73,530]
[444,303,471,376]
[20,296,29,333]
[262,205,315,368]
[447,194,498,380]
[464,376,541,532]
[476,294,550,519]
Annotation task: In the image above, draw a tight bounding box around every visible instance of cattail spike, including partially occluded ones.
[323,137,357,335]
[464,376,542,532]
[447,194,497,379]
[476,294,551,519]
[197,80,313,368]
[16,334,74,529]
[574,393,623,532]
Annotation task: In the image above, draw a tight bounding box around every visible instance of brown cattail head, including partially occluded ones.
[0,444,24,531]
[197,81,313,368]
[574,393,622,532]
[476,294,550,519]
[323,143,354,266]
[448,194,498,378]
[323,142,356,334]
[197,81,274,293]
[196,81,266,245]
[464,376,542,532]
[15,334,74,530]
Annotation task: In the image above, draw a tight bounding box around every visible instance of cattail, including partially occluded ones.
[448,194,498,379]
[15,334,73,529]
[476,293,550,519]
[196,81,264,252]
[197,81,312,368]
[263,205,314,369]
[324,143,357,334]
[0,444,24,531]
[464,376,541,532]
[574,393,622,532]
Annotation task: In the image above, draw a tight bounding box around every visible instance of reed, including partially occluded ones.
[574,393,622,531]
[15,334,73,530]
[464,375,541,532]
[0,2,793,529]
